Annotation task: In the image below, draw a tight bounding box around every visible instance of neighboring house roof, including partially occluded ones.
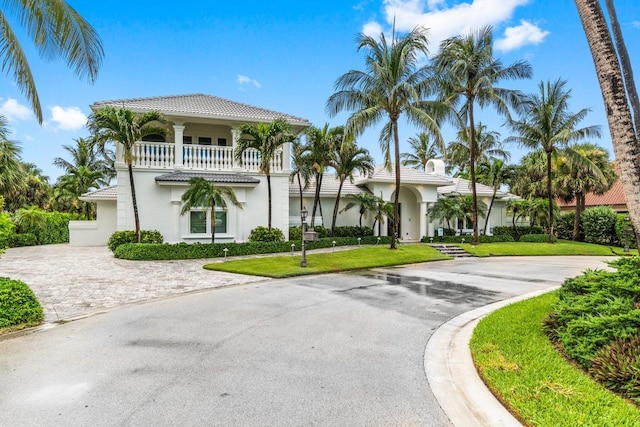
[289,173,371,197]
[80,185,117,201]
[356,164,452,186]
[557,178,627,210]
[155,171,260,184]
[437,177,507,198]
[91,93,312,127]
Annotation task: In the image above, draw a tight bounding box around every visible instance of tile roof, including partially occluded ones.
[357,164,452,185]
[91,94,311,126]
[155,171,260,184]
[437,177,507,198]
[290,174,371,197]
[557,179,627,208]
[80,185,117,201]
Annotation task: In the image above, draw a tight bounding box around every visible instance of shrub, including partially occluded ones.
[556,212,578,241]
[289,226,302,241]
[248,226,285,242]
[107,230,164,252]
[12,209,76,245]
[114,236,394,260]
[8,233,38,247]
[492,225,544,241]
[0,211,16,250]
[313,225,329,238]
[421,234,515,243]
[591,334,640,401]
[519,233,556,243]
[581,206,617,245]
[0,277,44,329]
[615,214,637,249]
[331,226,373,237]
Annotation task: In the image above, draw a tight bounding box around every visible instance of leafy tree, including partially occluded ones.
[401,132,444,170]
[327,26,442,249]
[341,193,379,228]
[88,107,167,242]
[329,142,374,234]
[180,177,242,244]
[3,162,51,211]
[235,118,295,231]
[476,159,517,234]
[0,135,24,199]
[434,25,531,244]
[428,196,463,230]
[447,124,509,176]
[0,1,103,122]
[54,138,111,186]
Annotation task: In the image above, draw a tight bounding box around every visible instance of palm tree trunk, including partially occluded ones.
[127,161,141,243]
[331,179,345,234]
[468,102,480,245]
[317,175,325,226]
[575,0,640,250]
[391,118,400,249]
[573,192,584,241]
[483,187,497,235]
[604,0,640,135]
[545,149,555,243]
[297,173,303,213]
[267,174,272,231]
[211,201,216,244]
[311,172,321,228]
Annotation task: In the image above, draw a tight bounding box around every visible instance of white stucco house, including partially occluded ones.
[69,94,521,246]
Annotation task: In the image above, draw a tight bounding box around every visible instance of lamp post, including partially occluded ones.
[301,206,308,267]
[624,215,630,253]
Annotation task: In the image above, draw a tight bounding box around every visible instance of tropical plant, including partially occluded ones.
[0,1,103,123]
[88,107,167,242]
[428,196,463,230]
[476,159,517,234]
[235,118,295,231]
[289,139,312,215]
[327,26,443,249]
[401,132,444,170]
[3,162,51,212]
[0,136,24,199]
[180,177,242,244]
[329,142,374,234]
[340,193,379,229]
[447,124,510,176]
[575,0,640,250]
[507,79,601,242]
[53,138,111,185]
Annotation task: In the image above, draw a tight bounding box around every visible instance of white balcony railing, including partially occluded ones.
[127,141,283,173]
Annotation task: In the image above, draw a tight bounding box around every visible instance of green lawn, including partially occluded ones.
[204,245,450,278]
[471,291,640,426]
[461,240,637,257]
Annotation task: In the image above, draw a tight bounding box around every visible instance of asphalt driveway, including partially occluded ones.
[0,246,612,426]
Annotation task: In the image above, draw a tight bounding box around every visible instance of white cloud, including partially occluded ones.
[49,106,87,131]
[0,98,32,121]
[237,74,262,88]
[365,0,534,52]
[495,20,549,52]
[362,21,384,38]
[634,21,640,28]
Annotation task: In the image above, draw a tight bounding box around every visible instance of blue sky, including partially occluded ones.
[0,0,638,182]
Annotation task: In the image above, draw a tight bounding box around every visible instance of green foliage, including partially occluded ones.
[107,230,164,252]
[615,214,637,248]
[0,211,15,250]
[581,206,617,245]
[0,277,43,329]
[331,226,373,237]
[492,225,544,241]
[289,226,302,241]
[248,226,285,242]
[114,236,394,260]
[591,334,640,402]
[8,233,37,247]
[519,233,557,243]
[12,208,75,245]
[313,225,329,238]
[555,212,578,241]
[422,234,514,243]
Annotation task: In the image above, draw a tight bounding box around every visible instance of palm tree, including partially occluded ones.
[0,2,103,123]
[54,138,111,187]
[0,137,25,199]
[434,25,532,245]
[575,0,640,248]
[476,159,517,234]
[289,139,312,215]
[180,177,242,244]
[327,26,442,249]
[304,124,344,227]
[447,124,510,175]
[329,142,374,234]
[235,118,295,231]
[88,107,167,242]
[507,79,601,242]
[372,195,394,236]
[428,196,463,231]
[458,194,487,235]
[54,166,104,219]
[341,192,379,228]
[401,132,444,170]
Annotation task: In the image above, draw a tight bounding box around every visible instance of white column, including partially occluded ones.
[231,128,241,171]
[282,140,291,173]
[419,201,427,240]
[173,124,185,170]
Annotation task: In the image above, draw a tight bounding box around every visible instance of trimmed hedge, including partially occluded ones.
[492,225,544,241]
[114,236,393,260]
[248,226,285,242]
[582,206,617,245]
[0,277,44,329]
[519,233,556,243]
[107,230,164,252]
[421,234,515,244]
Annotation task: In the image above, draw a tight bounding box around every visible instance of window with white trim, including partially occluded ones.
[189,209,228,235]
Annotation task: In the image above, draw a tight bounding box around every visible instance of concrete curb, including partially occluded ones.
[424,287,560,427]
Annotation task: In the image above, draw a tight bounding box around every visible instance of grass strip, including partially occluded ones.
[203,245,450,278]
[471,291,640,426]
[461,240,635,257]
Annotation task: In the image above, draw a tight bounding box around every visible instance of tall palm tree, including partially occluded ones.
[54,137,111,187]
[88,107,167,242]
[507,79,601,242]
[434,25,532,245]
[180,177,242,244]
[304,124,343,227]
[575,0,640,248]
[4,162,51,211]
[447,124,510,175]
[401,132,444,170]
[289,139,312,216]
[327,26,442,249]
[0,1,103,123]
[476,159,517,235]
[235,118,295,231]
[0,137,24,199]
[54,166,104,219]
[329,142,374,234]
[428,196,463,231]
